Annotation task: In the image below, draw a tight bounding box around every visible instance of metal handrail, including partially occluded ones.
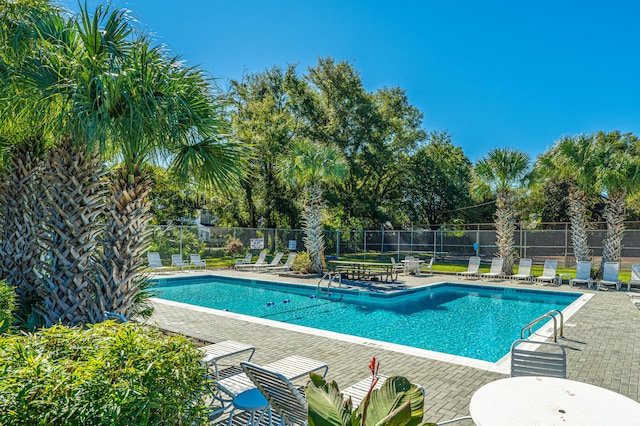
[521,309,564,342]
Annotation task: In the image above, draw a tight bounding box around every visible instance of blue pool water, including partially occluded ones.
[154,276,581,362]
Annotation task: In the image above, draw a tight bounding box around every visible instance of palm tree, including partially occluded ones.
[594,131,640,276]
[10,3,244,325]
[535,135,601,262]
[279,140,347,273]
[472,148,531,275]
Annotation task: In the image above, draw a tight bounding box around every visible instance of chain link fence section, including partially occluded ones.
[148,222,640,267]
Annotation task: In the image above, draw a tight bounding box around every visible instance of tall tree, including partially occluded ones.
[401,131,473,226]
[535,135,601,262]
[594,131,640,275]
[11,3,244,325]
[472,148,531,275]
[279,140,347,273]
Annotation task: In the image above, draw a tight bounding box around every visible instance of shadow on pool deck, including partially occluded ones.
[145,269,640,424]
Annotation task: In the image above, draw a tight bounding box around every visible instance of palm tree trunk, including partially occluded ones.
[94,167,154,319]
[0,138,47,312]
[567,187,591,262]
[303,184,325,273]
[598,192,626,277]
[37,136,107,326]
[495,190,516,275]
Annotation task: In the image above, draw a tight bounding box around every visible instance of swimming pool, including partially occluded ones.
[153,275,583,363]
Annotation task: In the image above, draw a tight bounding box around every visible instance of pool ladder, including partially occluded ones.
[521,310,564,342]
[317,271,341,292]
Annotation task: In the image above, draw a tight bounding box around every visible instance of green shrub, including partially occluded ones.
[224,237,244,256]
[0,322,211,425]
[292,251,313,273]
[0,281,15,333]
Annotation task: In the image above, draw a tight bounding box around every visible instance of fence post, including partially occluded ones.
[363,230,367,260]
[381,226,385,254]
[336,229,341,257]
[397,230,400,260]
[410,229,414,256]
[179,226,183,256]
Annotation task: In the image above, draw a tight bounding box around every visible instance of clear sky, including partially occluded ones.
[61,0,640,161]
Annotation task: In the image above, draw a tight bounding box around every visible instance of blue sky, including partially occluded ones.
[61,0,640,161]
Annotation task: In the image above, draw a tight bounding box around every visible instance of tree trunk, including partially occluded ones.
[567,187,591,262]
[0,138,47,312]
[303,184,325,273]
[37,136,107,326]
[495,190,516,275]
[94,166,154,320]
[598,192,626,277]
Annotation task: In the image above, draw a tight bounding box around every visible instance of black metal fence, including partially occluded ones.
[149,222,640,266]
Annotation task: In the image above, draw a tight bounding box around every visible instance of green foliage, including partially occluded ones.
[149,226,206,259]
[292,251,313,273]
[306,374,428,426]
[0,322,211,425]
[0,281,15,334]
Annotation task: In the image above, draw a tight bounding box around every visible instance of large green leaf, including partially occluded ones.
[355,376,424,426]
[307,373,353,426]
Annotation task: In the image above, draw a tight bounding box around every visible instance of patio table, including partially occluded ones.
[328,260,398,282]
[470,376,640,425]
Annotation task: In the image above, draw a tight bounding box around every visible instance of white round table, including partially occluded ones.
[470,376,640,426]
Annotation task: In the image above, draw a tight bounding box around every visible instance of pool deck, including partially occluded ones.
[146,269,640,424]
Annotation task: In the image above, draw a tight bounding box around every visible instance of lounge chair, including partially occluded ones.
[480,257,504,280]
[189,254,207,270]
[147,252,163,271]
[508,258,533,281]
[246,252,283,271]
[423,256,434,275]
[627,264,640,291]
[510,339,567,379]
[569,261,592,288]
[171,254,188,270]
[534,260,558,285]
[457,256,481,278]
[390,257,405,275]
[236,250,268,271]
[596,262,621,291]
[234,253,252,269]
[267,253,297,272]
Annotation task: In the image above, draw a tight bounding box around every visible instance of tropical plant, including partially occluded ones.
[291,251,313,273]
[279,140,347,272]
[0,322,211,424]
[8,3,244,325]
[535,134,601,262]
[593,131,640,275]
[472,148,531,275]
[306,357,430,426]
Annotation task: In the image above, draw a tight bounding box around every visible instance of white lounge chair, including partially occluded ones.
[596,262,621,291]
[147,252,163,271]
[236,250,268,271]
[234,253,252,269]
[423,256,434,275]
[627,264,640,291]
[267,253,297,272]
[569,261,592,288]
[390,257,405,275]
[508,258,533,281]
[189,254,207,270]
[480,257,504,280]
[246,252,283,271]
[171,254,188,270]
[534,260,558,285]
[457,256,481,278]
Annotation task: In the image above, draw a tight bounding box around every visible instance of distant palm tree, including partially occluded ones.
[279,141,347,273]
[472,148,531,275]
[594,131,640,276]
[535,135,601,262]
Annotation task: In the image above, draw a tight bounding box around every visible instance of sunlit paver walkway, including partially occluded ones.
[146,269,640,424]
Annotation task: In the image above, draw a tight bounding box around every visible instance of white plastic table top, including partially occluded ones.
[470,376,640,426]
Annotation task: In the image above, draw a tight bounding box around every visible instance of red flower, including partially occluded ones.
[368,357,379,377]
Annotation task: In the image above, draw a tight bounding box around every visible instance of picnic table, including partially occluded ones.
[328,260,398,283]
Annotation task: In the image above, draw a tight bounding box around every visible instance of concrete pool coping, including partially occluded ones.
[151,274,593,375]
[146,269,640,424]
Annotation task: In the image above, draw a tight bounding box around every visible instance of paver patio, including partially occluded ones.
[146,269,640,424]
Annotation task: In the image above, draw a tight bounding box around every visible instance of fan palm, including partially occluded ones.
[472,148,531,275]
[535,135,601,262]
[594,131,640,276]
[10,3,244,325]
[279,141,347,273]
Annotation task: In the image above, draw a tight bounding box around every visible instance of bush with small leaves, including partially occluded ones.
[0,322,212,425]
[0,281,15,334]
[292,251,314,273]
